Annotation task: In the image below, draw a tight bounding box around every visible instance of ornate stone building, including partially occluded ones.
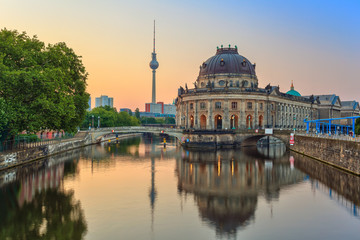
[176,46,317,130]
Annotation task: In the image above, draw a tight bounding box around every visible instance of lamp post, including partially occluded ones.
[92,115,94,129]
[98,116,100,128]
[248,115,251,129]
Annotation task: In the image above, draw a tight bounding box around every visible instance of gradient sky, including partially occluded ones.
[1,0,359,111]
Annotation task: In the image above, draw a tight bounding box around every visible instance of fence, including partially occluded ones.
[297,132,360,142]
[0,134,75,153]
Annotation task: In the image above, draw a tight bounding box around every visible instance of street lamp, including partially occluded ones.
[92,115,94,129]
[98,116,100,128]
[248,115,251,129]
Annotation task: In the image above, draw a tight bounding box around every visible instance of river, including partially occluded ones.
[0,135,359,239]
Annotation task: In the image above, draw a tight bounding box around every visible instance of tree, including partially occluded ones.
[0,29,89,139]
[80,106,140,128]
[135,108,140,119]
[165,117,175,124]
[355,118,360,135]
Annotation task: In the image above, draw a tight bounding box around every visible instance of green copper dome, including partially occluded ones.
[286,82,301,96]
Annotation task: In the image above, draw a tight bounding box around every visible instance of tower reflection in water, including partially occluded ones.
[175,143,305,236]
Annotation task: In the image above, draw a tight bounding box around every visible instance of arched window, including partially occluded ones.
[215,115,222,130]
[190,115,194,128]
[230,115,238,129]
[200,115,207,130]
[246,115,253,129]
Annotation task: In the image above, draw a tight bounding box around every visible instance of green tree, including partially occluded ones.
[165,117,175,124]
[135,108,140,119]
[0,29,89,139]
[355,118,360,135]
[80,106,140,128]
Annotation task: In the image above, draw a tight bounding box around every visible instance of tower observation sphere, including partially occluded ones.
[150,53,159,69]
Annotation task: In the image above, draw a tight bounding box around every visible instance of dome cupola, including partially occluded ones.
[197,45,258,89]
[286,81,301,96]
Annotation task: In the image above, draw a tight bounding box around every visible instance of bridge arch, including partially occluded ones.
[241,135,287,147]
[91,126,183,143]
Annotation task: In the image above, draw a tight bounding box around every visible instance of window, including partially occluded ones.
[260,103,263,110]
[247,102,252,110]
[190,103,193,110]
[201,82,205,87]
[219,80,225,86]
[271,104,274,111]
[231,102,237,109]
[200,102,206,109]
[215,102,222,109]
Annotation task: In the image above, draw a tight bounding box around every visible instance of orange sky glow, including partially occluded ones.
[1,0,359,111]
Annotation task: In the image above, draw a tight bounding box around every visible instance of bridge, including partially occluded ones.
[85,126,292,147]
[87,126,184,142]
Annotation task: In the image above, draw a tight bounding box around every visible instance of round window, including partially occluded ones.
[219,80,225,86]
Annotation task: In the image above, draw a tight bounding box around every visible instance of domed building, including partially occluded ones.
[175,46,318,130]
[286,82,301,97]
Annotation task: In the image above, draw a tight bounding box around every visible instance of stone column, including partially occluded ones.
[195,100,199,129]
[264,98,269,128]
[254,100,258,128]
[185,102,189,129]
[224,99,229,129]
[207,99,213,129]
[240,100,246,129]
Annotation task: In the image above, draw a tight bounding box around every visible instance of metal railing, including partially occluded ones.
[0,134,76,153]
[297,132,360,142]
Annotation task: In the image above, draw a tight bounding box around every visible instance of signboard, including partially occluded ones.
[181,136,185,143]
[290,133,295,145]
[265,128,273,135]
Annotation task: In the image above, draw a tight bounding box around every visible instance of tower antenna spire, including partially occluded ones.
[153,20,156,53]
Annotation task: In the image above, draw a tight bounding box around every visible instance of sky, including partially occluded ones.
[1,0,359,111]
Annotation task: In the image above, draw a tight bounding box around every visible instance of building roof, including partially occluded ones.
[286,82,301,96]
[316,94,341,106]
[198,46,256,77]
[341,101,359,110]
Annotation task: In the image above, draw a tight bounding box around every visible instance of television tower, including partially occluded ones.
[149,20,159,104]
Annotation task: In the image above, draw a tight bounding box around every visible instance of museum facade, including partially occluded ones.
[175,46,317,130]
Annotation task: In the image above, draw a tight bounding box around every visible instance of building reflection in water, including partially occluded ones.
[175,144,305,236]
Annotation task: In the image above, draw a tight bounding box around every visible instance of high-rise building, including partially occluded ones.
[95,95,114,108]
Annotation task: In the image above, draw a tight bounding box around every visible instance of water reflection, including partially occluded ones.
[1,136,359,239]
[0,149,87,240]
[293,152,360,218]
[176,144,305,236]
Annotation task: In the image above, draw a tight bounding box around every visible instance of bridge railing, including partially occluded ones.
[0,134,79,154]
[91,126,182,133]
[297,132,360,142]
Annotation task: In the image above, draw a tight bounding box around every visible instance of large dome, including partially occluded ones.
[199,47,256,77]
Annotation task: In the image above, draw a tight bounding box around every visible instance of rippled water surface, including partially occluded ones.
[0,136,359,239]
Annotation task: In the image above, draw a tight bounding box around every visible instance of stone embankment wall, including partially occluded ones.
[0,133,141,171]
[290,135,360,175]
